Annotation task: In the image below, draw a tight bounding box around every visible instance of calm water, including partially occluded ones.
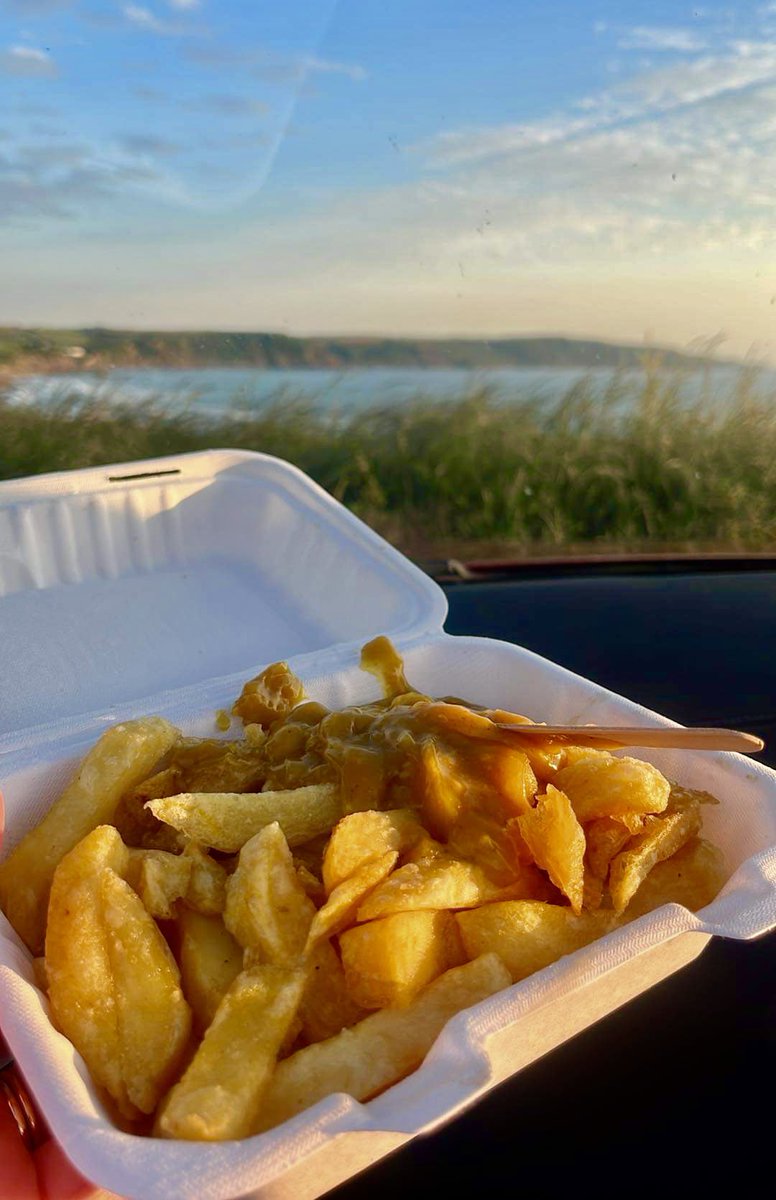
[5,363,772,418]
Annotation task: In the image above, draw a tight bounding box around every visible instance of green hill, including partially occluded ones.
[0,327,726,373]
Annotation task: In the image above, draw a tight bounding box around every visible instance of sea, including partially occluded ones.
[4,363,774,420]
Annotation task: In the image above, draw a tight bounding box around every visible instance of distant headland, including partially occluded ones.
[0,326,734,376]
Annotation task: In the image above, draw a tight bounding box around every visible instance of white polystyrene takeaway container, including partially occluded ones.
[1,450,774,1200]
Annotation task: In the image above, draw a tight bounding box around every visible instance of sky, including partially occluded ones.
[1,1,776,359]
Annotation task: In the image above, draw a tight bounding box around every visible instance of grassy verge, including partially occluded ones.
[1,373,775,559]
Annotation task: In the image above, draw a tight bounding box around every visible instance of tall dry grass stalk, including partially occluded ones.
[2,369,775,557]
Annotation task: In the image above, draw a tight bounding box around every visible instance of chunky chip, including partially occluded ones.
[225,823,314,965]
[126,848,192,920]
[306,850,398,948]
[322,809,421,894]
[99,869,192,1114]
[456,900,616,982]
[45,826,134,1115]
[0,717,177,953]
[156,964,305,1141]
[608,802,703,913]
[355,856,510,923]
[517,785,586,914]
[340,909,464,1009]
[177,910,243,1035]
[147,783,342,853]
[554,751,671,823]
[622,837,727,919]
[46,826,191,1118]
[298,938,368,1041]
[253,954,512,1132]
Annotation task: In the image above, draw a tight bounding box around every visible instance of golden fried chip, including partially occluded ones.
[290,832,329,881]
[582,871,605,911]
[355,856,508,924]
[415,741,467,838]
[99,869,192,1114]
[182,843,229,915]
[126,844,229,919]
[178,910,243,1035]
[322,809,421,895]
[340,910,464,1009]
[298,938,367,1042]
[612,811,647,835]
[295,860,326,905]
[622,837,727,919]
[306,851,398,948]
[608,802,703,913]
[517,785,586,915]
[147,783,342,853]
[126,848,191,920]
[554,751,671,824]
[456,900,616,982]
[45,827,134,1114]
[483,709,565,783]
[156,964,305,1141]
[0,717,178,953]
[253,953,512,1132]
[224,823,314,965]
[585,817,635,881]
[472,743,539,818]
[402,832,447,866]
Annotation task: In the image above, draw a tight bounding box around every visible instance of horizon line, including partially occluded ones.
[0,323,746,360]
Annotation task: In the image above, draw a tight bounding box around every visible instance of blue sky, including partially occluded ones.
[1,1,775,358]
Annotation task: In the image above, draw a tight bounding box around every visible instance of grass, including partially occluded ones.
[1,369,776,560]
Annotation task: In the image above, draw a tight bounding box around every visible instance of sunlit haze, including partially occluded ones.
[2,0,776,360]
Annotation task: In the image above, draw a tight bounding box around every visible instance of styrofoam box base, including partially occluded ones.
[1,451,775,1200]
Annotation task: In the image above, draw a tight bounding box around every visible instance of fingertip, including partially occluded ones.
[0,1096,40,1198]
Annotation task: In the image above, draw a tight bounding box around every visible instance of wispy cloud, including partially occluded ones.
[0,45,58,78]
[618,25,708,53]
[0,154,163,220]
[123,5,170,33]
[0,123,190,221]
[300,55,366,82]
[276,27,765,296]
[185,42,366,85]
[121,3,196,35]
[420,38,776,169]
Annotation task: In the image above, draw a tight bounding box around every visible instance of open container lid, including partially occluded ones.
[0,449,448,749]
